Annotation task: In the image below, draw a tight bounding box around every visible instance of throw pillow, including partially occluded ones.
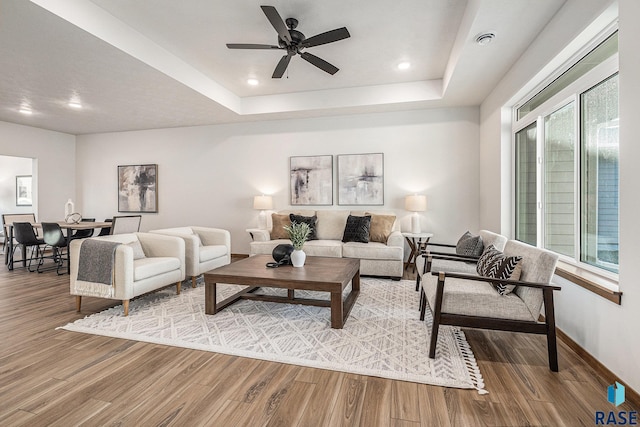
[270,214,291,240]
[342,215,372,243]
[366,213,395,243]
[289,214,318,240]
[476,245,523,295]
[128,240,146,260]
[456,231,484,256]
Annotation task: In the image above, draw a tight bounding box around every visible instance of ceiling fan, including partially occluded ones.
[226,5,350,78]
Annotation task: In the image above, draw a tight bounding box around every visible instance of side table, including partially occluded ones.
[402,232,434,273]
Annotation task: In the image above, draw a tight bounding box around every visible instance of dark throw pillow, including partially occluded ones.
[476,245,523,295]
[456,231,484,256]
[289,214,318,240]
[342,215,372,243]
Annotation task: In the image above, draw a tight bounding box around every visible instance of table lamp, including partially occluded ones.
[253,195,273,230]
[405,194,427,233]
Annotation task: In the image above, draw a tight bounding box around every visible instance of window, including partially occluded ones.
[514,31,618,275]
[580,75,619,272]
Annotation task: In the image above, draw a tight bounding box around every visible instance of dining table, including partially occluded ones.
[5,221,111,273]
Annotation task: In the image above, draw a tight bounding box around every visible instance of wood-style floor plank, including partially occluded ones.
[0,263,637,427]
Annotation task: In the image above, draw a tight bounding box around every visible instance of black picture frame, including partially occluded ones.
[117,164,158,213]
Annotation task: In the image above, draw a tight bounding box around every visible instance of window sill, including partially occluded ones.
[554,261,622,305]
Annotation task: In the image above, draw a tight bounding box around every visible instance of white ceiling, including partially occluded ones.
[0,0,566,135]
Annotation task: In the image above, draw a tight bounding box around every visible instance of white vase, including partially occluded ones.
[290,249,306,267]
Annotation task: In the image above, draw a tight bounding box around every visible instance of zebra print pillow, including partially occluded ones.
[476,245,522,295]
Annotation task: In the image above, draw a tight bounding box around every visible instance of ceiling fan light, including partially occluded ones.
[397,62,411,70]
[475,33,495,46]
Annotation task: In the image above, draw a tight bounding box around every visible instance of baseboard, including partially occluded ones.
[231,253,249,261]
[557,327,640,407]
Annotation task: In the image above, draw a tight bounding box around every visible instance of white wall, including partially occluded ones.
[0,155,32,216]
[0,121,76,222]
[76,107,480,255]
[480,0,640,392]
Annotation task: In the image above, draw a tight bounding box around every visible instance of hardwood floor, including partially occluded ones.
[0,261,637,426]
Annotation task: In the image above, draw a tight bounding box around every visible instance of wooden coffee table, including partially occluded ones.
[203,255,360,329]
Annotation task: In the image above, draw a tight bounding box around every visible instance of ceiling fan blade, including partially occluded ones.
[272,54,292,78]
[226,43,281,49]
[300,52,339,75]
[301,27,350,48]
[260,5,292,45]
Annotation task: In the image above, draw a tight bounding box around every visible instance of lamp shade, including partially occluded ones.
[405,194,427,212]
[253,195,273,210]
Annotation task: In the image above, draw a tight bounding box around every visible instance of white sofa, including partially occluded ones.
[70,232,185,316]
[248,210,404,279]
[150,226,231,287]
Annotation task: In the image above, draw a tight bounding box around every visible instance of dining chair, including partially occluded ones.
[97,218,113,236]
[110,215,142,235]
[2,213,37,265]
[72,217,96,239]
[39,222,69,275]
[12,222,45,272]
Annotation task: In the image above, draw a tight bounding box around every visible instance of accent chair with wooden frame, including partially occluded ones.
[420,239,561,371]
[110,215,142,235]
[2,213,37,266]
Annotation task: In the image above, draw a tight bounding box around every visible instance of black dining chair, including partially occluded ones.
[72,217,96,239]
[12,222,45,272]
[39,222,69,275]
[97,218,113,236]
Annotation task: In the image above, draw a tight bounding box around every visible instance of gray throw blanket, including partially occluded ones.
[77,239,121,285]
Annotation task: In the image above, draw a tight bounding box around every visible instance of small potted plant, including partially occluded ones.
[283,222,311,267]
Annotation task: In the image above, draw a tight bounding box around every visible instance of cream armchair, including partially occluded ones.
[70,232,185,316]
[150,226,231,288]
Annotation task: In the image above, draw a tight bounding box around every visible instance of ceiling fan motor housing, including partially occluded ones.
[279,27,305,52]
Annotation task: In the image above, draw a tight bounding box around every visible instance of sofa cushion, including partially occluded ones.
[476,245,522,295]
[366,213,396,243]
[133,257,181,281]
[417,256,478,277]
[289,214,318,240]
[200,245,228,262]
[316,210,350,240]
[343,241,403,261]
[251,239,343,258]
[301,240,343,257]
[456,231,484,256]
[423,275,536,321]
[271,214,291,240]
[342,215,371,243]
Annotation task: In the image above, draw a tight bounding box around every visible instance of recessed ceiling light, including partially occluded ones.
[397,62,411,70]
[19,106,32,115]
[475,33,495,46]
[247,78,259,86]
[68,101,83,109]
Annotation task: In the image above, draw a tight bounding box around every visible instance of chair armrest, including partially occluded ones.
[386,230,404,247]
[193,227,231,248]
[426,242,457,249]
[247,228,270,242]
[136,232,185,260]
[431,270,561,291]
[422,251,479,263]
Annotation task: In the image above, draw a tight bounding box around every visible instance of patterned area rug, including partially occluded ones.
[59,278,485,392]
